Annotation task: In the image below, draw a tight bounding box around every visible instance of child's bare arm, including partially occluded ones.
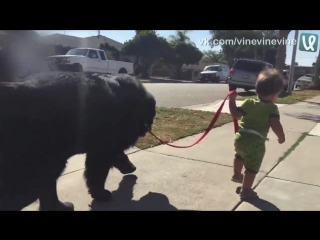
[228,93,244,120]
[270,117,285,143]
[229,99,243,120]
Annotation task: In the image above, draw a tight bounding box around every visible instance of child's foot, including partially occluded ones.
[231,174,243,183]
[239,189,259,201]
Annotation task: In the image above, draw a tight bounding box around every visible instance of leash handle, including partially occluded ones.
[149,90,238,148]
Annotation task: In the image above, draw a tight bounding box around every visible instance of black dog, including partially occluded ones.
[113,153,137,175]
[0,72,156,211]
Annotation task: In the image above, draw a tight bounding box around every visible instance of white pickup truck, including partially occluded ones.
[47,48,133,75]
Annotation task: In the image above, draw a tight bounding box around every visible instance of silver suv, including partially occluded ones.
[228,59,273,91]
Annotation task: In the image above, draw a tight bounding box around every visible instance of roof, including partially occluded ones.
[42,33,124,51]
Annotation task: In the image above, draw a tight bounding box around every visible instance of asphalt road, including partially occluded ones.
[143,83,238,108]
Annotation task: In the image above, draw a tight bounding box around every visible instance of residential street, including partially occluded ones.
[143,82,240,108]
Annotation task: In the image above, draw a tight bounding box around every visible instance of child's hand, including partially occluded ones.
[278,135,285,144]
[229,92,237,101]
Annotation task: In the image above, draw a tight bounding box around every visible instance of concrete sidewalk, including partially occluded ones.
[23,96,320,211]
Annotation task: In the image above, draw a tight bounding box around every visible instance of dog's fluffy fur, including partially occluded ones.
[0,72,156,211]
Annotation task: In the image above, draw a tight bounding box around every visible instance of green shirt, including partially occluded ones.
[237,98,279,138]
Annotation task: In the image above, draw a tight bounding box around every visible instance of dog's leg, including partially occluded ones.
[113,152,136,175]
[84,152,113,202]
[38,179,74,211]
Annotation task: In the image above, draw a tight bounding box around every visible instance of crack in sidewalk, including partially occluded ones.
[265,176,320,188]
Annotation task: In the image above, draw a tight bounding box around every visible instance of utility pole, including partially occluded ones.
[288,30,299,94]
[314,47,320,86]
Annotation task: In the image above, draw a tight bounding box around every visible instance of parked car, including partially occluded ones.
[199,64,230,83]
[228,58,273,91]
[47,48,133,75]
[295,74,313,89]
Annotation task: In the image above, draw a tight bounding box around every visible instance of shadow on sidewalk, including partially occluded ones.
[285,113,320,123]
[235,187,280,211]
[89,175,182,211]
[243,198,280,211]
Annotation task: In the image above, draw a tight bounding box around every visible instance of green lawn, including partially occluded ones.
[136,107,233,149]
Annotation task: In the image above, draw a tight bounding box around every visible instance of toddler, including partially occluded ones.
[229,69,285,200]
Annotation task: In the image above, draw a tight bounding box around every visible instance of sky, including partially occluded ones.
[36,30,320,66]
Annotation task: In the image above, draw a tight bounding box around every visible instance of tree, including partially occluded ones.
[275,30,292,73]
[123,30,202,79]
[314,52,320,85]
[260,30,279,66]
[167,30,202,78]
[168,30,195,46]
[100,42,120,60]
[121,31,174,78]
[135,30,157,35]
[209,30,261,67]
[263,48,278,66]
[209,30,280,67]
[171,42,203,78]
[202,50,226,63]
[54,44,72,55]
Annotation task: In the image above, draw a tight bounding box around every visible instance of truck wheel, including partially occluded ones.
[118,68,127,74]
[73,64,83,72]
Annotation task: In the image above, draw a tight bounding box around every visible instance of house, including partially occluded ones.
[43,33,123,50]
[42,33,134,62]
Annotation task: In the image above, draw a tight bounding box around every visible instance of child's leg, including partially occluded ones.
[240,169,258,199]
[240,147,265,199]
[242,169,257,190]
[232,155,244,183]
